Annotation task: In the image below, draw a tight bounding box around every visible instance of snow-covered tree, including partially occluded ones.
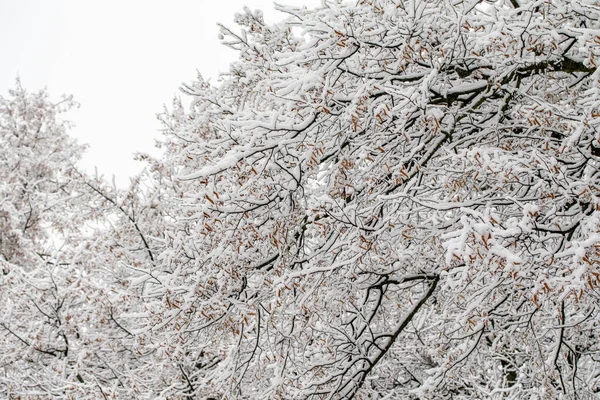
[136,0,600,398]
[0,82,181,398]
[5,0,600,398]
[0,83,145,399]
[0,81,83,395]
[0,81,83,265]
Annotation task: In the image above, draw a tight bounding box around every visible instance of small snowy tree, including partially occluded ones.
[0,81,83,264]
[140,0,600,398]
[0,83,141,398]
[0,81,84,394]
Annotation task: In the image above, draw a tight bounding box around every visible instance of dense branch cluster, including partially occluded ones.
[2,0,600,398]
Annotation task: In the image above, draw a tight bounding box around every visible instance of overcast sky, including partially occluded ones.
[0,0,321,185]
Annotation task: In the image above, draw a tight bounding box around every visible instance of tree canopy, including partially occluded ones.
[2,0,600,398]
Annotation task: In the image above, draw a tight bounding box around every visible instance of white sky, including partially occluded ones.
[0,0,321,186]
